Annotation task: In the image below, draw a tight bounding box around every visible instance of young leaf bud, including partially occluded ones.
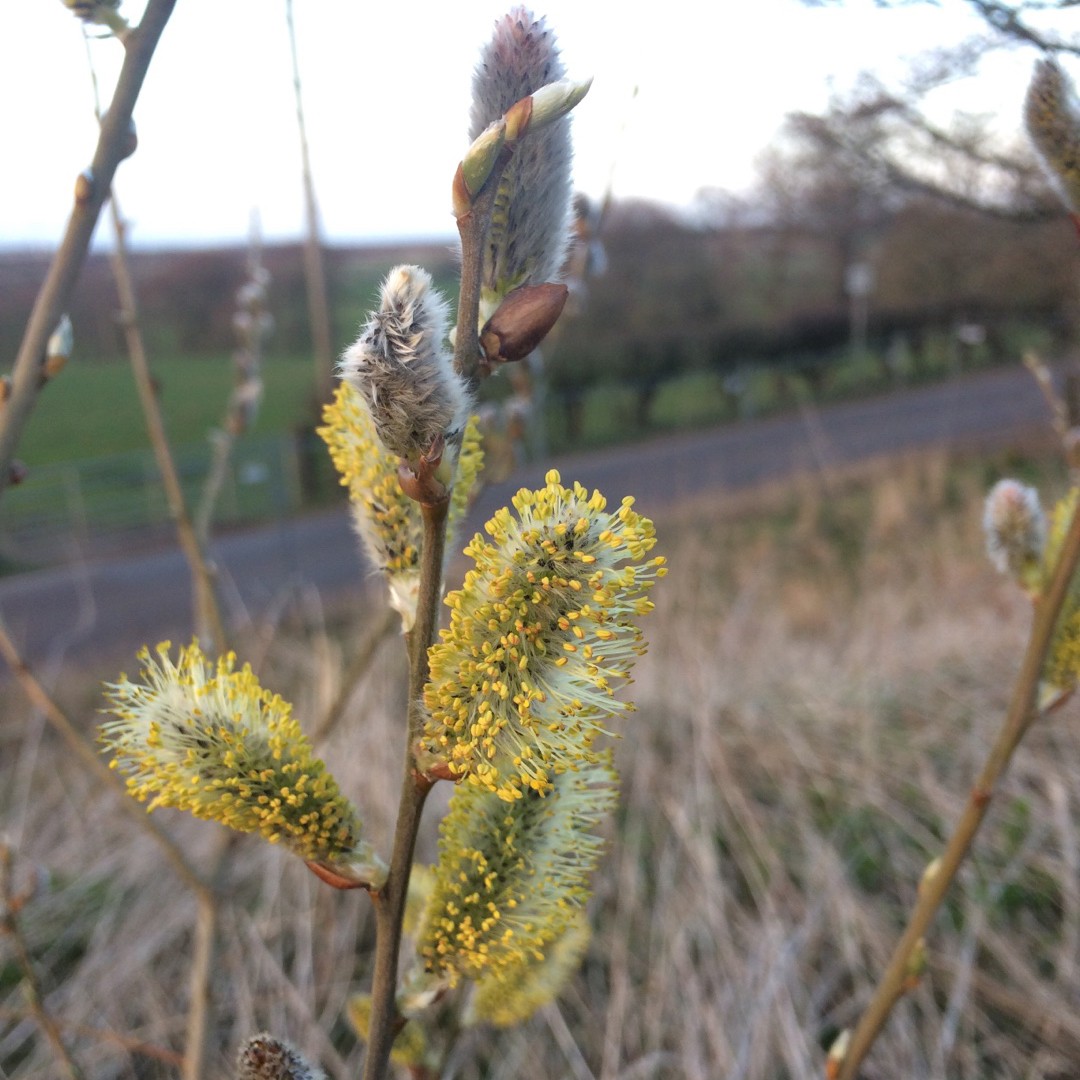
[44,314,74,379]
[74,169,94,207]
[825,1030,850,1080]
[61,0,129,35]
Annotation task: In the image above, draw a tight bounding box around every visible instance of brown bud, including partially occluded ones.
[120,119,138,161]
[74,169,94,206]
[9,461,28,487]
[304,860,369,891]
[43,354,68,380]
[479,283,569,365]
[422,760,458,783]
[0,376,11,404]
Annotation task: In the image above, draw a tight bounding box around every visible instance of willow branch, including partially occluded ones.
[452,156,509,386]
[0,0,176,503]
[362,501,446,1080]
[837,492,1080,1078]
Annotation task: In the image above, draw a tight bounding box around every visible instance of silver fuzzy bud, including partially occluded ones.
[339,266,470,465]
[236,1033,325,1080]
[471,7,574,309]
[1025,57,1080,214]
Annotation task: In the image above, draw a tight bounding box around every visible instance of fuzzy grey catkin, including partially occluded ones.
[471,7,574,304]
[1025,57,1080,214]
[339,265,470,463]
[236,1034,325,1080]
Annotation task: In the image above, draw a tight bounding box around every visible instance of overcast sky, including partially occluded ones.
[1,0,1065,250]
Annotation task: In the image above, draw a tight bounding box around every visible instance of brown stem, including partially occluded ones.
[837,491,1080,1078]
[182,887,218,1080]
[0,0,176,503]
[362,501,447,1080]
[106,199,226,652]
[452,153,510,386]
[0,845,85,1080]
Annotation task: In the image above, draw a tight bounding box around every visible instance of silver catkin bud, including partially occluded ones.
[1025,57,1080,214]
[984,478,1046,584]
[339,266,470,465]
[236,1034,325,1080]
[471,7,574,311]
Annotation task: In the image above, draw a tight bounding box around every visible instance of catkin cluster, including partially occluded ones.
[422,470,665,801]
[100,642,376,874]
[413,759,616,995]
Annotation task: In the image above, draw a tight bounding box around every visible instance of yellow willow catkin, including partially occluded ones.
[412,758,616,995]
[318,382,483,627]
[1039,489,1080,700]
[468,907,591,1027]
[421,469,665,801]
[100,641,383,881]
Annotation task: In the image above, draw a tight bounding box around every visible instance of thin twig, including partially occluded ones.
[1023,351,1069,444]
[195,221,269,547]
[0,844,85,1080]
[106,197,226,652]
[836,490,1080,1078]
[0,0,177,502]
[182,887,218,1080]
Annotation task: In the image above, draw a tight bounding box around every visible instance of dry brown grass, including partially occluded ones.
[4,449,1080,1079]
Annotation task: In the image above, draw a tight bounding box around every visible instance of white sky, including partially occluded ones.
[0,0,1066,250]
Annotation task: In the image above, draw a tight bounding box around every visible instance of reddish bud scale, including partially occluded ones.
[479,282,568,364]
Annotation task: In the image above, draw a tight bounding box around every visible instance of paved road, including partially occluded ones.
[0,364,1055,672]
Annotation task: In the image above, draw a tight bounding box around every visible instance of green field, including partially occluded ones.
[17,352,320,467]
